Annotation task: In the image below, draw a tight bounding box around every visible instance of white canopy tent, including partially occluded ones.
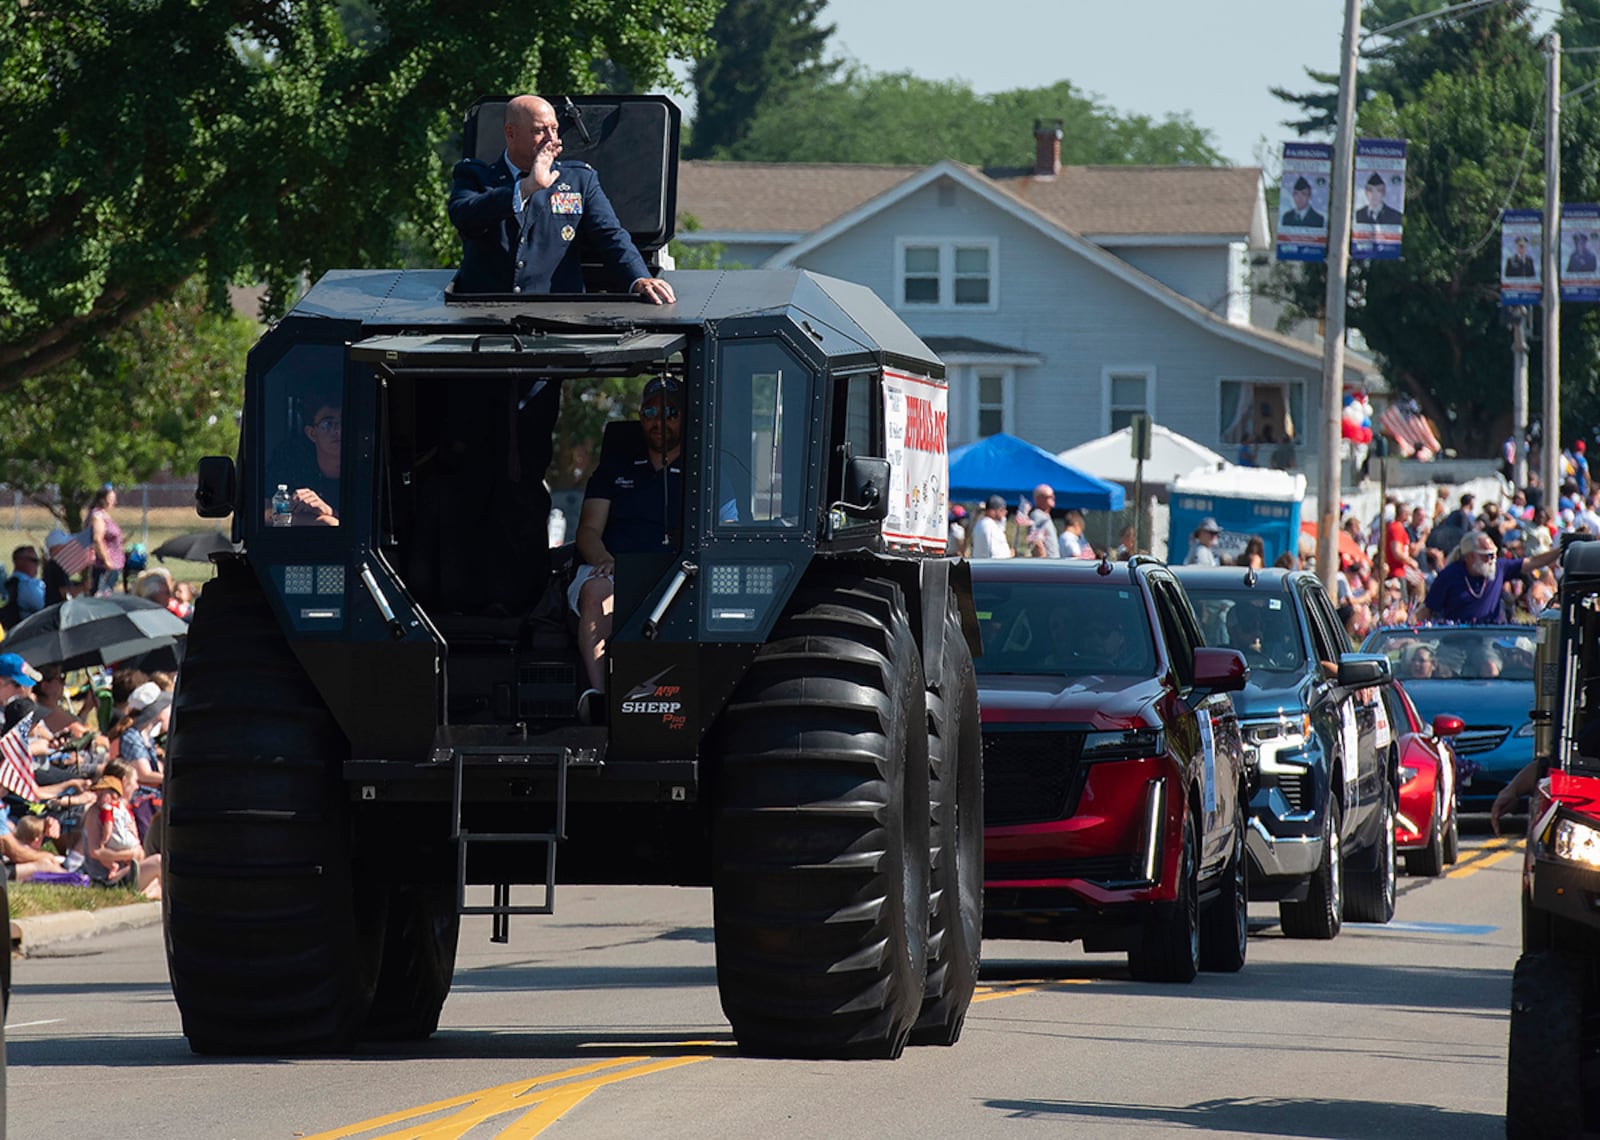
[1058,424,1231,487]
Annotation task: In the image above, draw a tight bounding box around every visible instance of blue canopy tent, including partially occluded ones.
[949,433,1126,510]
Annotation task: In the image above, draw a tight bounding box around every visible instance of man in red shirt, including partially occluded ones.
[1384,501,1426,596]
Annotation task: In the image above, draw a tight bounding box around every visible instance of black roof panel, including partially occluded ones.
[287,269,943,374]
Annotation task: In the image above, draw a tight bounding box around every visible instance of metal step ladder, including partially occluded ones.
[446,732,572,944]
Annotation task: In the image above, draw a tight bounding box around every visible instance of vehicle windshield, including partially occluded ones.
[972,579,1155,678]
[1184,588,1306,673]
[1364,626,1536,682]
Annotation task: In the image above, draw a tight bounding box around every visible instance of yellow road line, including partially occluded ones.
[1448,843,1522,879]
[972,979,1090,1003]
[300,1054,710,1140]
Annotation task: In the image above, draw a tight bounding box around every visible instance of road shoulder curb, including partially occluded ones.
[11,903,162,955]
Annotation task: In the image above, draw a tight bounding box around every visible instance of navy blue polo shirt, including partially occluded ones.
[587,449,681,554]
[585,445,743,552]
[1423,556,1523,624]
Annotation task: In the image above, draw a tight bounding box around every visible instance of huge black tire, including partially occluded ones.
[365,877,460,1040]
[1507,950,1590,1139]
[1279,794,1342,940]
[164,560,386,1054]
[1129,808,1200,983]
[1344,779,1397,924]
[1199,795,1249,973]
[1404,788,1445,878]
[713,574,930,1060]
[910,609,983,1047]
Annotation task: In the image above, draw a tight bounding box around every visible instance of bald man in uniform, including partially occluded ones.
[448,95,674,303]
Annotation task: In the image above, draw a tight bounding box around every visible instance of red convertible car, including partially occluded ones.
[1383,680,1463,877]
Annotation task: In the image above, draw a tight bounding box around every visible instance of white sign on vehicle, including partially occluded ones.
[1340,701,1359,795]
[881,369,949,553]
[1373,698,1391,751]
[1197,707,1217,814]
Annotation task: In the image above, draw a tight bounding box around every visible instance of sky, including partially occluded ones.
[811,0,1347,166]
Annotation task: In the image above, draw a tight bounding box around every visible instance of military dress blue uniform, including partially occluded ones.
[448,155,649,295]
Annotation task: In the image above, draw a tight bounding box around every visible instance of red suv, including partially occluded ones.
[973,558,1250,981]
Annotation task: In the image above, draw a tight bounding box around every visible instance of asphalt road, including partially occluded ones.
[7,829,1524,1140]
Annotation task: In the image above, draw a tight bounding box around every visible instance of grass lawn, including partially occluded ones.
[0,504,228,594]
[9,879,149,918]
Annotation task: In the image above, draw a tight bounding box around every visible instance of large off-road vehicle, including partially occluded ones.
[164,95,982,1062]
[1506,546,1600,1136]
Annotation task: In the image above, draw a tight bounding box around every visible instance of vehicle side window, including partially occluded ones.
[1151,579,1196,687]
[1300,586,1345,667]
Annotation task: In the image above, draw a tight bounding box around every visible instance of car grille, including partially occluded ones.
[986,856,1141,882]
[982,729,1084,827]
[1453,726,1511,756]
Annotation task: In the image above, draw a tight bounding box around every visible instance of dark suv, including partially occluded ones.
[972,558,1250,982]
[1174,566,1397,939]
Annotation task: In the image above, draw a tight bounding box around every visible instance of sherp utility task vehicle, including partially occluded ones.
[1506,540,1600,1136]
[165,95,982,1061]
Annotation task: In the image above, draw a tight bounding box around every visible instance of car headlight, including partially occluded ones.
[1081,728,1165,761]
[1398,763,1419,785]
[1242,714,1312,746]
[1553,817,1600,870]
[1514,721,1535,738]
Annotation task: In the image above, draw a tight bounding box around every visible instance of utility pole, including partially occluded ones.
[1318,0,1362,600]
[1513,308,1529,487]
[1543,32,1562,503]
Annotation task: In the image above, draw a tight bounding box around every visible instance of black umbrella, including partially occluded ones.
[2,594,190,670]
[152,530,236,562]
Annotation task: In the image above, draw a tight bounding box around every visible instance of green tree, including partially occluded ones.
[0,279,257,529]
[686,0,836,159]
[725,70,1223,167]
[1266,0,1600,454]
[0,0,716,385]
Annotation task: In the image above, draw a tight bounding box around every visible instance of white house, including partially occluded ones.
[676,124,1377,481]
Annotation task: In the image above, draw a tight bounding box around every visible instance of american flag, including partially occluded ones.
[1378,399,1442,459]
[0,711,40,802]
[48,531,93,576]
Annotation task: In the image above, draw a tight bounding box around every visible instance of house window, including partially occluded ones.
[896,238,998,310]
[904,246,940,304]
[977,371,1007,437]
[954,247,991,305]
[1102,366,1154,433]
[1220,379,1305,461]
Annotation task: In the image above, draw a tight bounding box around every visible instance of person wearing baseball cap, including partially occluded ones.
[970,494,1014,560]
[1185,517,1222,566]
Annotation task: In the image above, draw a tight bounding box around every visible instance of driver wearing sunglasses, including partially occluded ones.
[567,377,738,723]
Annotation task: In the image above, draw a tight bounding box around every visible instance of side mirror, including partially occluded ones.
[1432,713,1465,738]
[195,456,236,519]
[1337,652,1393,688]
[1193,647,1249,694]
[841,456,890,522]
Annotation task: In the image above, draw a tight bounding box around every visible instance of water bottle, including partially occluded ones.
[271,484,293,527]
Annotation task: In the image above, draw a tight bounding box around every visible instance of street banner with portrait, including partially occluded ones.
[1561,204,1600,303]
[1500,208,1542,306]
[1350,139,1407,261]
[1275,142,1332,262]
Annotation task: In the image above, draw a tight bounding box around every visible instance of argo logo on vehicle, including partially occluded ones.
[621,667,685,725]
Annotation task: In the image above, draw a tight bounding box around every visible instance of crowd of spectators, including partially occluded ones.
[0,656,175,898]
[0,484,196,896]
[952,446,1600,643]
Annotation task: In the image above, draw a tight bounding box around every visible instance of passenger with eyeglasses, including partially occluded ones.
[266,383,343,526]
[567,377,737,723]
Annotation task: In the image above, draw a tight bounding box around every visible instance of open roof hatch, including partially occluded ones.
[462,94,680,257]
